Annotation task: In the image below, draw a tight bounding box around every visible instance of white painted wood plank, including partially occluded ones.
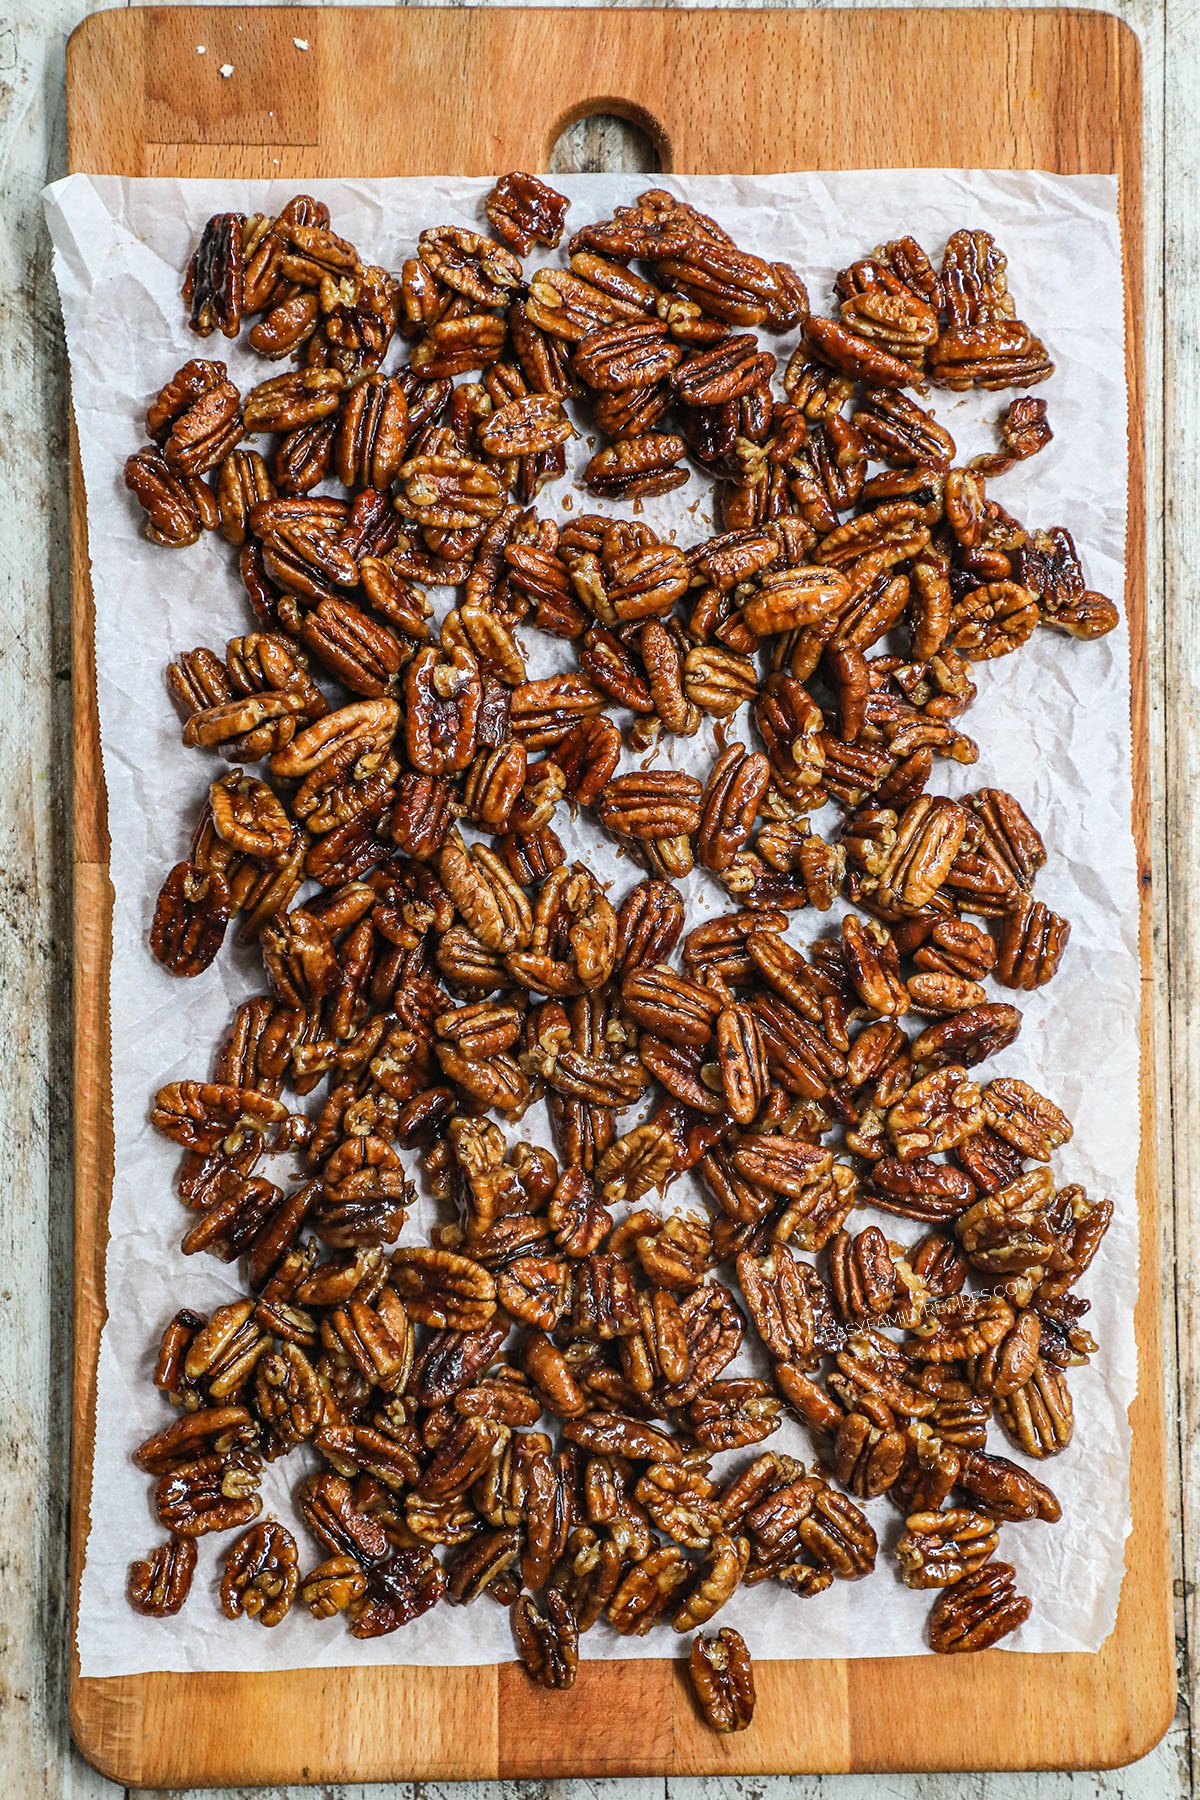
[137,1785,665,1799]
[668,1738,1191,1799]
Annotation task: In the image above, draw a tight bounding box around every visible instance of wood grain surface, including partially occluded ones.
[44,1,1175,1793]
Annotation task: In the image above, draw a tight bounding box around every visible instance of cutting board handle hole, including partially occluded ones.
[547,103,666,175]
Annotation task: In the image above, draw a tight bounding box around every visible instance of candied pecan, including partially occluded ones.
[886,1067,985,1160]
[575,318,682,391]
[949,581,1039,660]
[956,1448,1062,1524]
[486,172,569,254]
[712,991,768,1124]
[438,830,532,952]
[418,225,523,308]
[690,1379,782,1452]
[828,1227,898,1323]
[611,880,683,978]
[151,1081,287,1152]
[868,1156,974,1223]
[299,1556,368,1620]
[631,1463,717,1548]
[583,433,688,498]
[983,1076,1073,1161]
[620,965,721,1049]
[832,1409,906,1498]
[151,861,233,976]
[696,744,771,874]
[853,389,955,467]
[254,1341,324,1456]
[928,1560,1031,1652]
[127,1537,198,1616]
[391,1247,496,1330]
[956,1166,1068,1276]
[793,1480,877,1579]
[805,313,915,388]
[996,894,1071,989]
[445,1526,521,1604]
[512,1590,579,1689]
[155,1453,262,1537]
[736,1246,829,1364]
[608,1544,691,1635]
[842,913,909,1016]
[689,1627,756,1732]
[994,1359,1073,1457]
[125,446,213,547]
[912,1004,1023,1072]
[134,1405,259,1476]
[971,1308,1043,1400]
[913,916,997,981]
[673,337,776,407]
[730,1134,833,1199]
[158,378,244,483]
[185,212,245,337]
[220,1519,299,1626]
[126,195,1122,1670]
[895,1508,1000,1589]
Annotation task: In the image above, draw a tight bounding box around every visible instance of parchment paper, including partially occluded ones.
[44,170,1137,1678]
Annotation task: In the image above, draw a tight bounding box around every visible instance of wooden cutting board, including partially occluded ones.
[66,5,1169,1785]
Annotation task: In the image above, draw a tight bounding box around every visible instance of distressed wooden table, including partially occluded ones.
[2,0,1192,1796]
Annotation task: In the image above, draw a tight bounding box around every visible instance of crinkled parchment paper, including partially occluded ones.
[44,170,1137,1677]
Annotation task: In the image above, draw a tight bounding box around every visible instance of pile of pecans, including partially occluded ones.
[124,176,1119,1728]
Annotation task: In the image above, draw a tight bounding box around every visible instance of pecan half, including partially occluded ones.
[689,1627,756,1732]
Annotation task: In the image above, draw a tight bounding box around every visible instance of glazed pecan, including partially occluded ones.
[151,861,233,976]
[512,1590,579,1688]
[608,1544,691,1635]
[155,1453,262,1537]
[887,1066,985,1159]
[583,434,688,498]
[392,1248,496,1330]
[127,1537,197,1616]
[895,1508,1000,1589]
[486,172,570,255]
[689,1627,756,1732]
[220,1519,299,1625]
[125,446,216,547]
[928,1560,1031,1652]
